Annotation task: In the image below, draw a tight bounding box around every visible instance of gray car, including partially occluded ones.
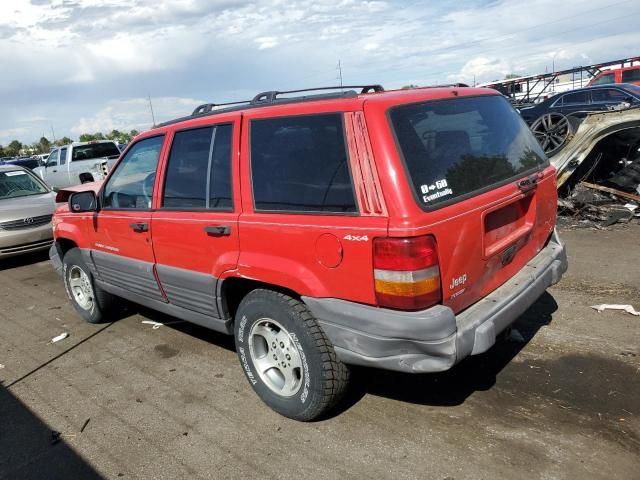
[0,165,56,258]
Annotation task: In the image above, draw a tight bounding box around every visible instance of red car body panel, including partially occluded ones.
[53,87,557,314]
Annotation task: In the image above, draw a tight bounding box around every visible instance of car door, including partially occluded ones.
[88,134,167,302]
[151,117,240,318]
[43,149,60,187]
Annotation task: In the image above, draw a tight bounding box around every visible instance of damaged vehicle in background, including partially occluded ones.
[519,84,640,156]
[547,102,640,226]
[0,165,56,258]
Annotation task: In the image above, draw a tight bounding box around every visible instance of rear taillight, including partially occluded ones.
[373,235,442,310]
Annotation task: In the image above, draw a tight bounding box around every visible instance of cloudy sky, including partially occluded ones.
[1,0,639,146]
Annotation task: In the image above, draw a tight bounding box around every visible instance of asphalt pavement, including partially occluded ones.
[1,225,639,480]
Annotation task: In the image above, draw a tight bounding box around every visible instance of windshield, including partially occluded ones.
[0,170,49,199]
[389,95,548,209]
[72,143,121,162]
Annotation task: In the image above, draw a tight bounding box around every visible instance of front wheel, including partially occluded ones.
[234,289,349,421]
[63,248,114,323]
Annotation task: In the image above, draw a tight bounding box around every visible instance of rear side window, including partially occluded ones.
[250,114,356,213]
[72,142,120,161]
[59,147,67,165]
[622,69,640,83]
[591,73,614,85]
[561,91,588,105]
[390,95,547,209]
[162,124,232,210]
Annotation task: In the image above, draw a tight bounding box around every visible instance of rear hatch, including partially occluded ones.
[388,94,557,313]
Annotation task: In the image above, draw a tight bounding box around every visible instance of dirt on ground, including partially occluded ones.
[1,225,639,480]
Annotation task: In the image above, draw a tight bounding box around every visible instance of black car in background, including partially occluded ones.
[0,156,41,170]
[519,84,640,155]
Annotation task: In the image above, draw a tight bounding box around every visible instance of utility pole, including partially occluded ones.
[148,94,157,127]
[50,124,56,143]
[336,60,343,90]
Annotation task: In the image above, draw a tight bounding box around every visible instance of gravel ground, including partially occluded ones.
[1,225,639,480]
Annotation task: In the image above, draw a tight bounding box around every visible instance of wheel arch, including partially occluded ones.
[218,277,301,322]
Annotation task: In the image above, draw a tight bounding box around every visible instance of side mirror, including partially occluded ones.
[69,191,98,213]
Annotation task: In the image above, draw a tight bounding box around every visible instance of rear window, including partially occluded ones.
[72,142,121,162]
[622,69,640,83]
[390,95,547,209]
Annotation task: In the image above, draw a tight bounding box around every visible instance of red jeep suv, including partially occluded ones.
[50,85,567,420]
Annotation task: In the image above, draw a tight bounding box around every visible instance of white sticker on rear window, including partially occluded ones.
[4,171,27,176]
[421,179,453,203]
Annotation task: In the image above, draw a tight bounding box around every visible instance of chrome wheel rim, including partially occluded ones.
[248,318,303,397]
[68,265,94,311]
[531,113,571,155]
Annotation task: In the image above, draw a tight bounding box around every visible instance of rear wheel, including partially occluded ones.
[234,289,349,421]
[63,248,114,323]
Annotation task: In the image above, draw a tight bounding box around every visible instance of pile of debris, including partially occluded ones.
[550,107,640,227]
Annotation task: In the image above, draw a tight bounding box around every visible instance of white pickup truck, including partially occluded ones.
[32,140,121,190]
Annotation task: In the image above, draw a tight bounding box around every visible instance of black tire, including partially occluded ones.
[62,248,114,323]
[234,289,349,421]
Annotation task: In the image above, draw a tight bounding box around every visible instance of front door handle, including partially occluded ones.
[204,225,231,236]
[130,222,149,233]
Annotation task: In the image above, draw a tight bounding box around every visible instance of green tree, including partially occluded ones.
[6,140,22,156]
[55,136,73,146]
[0,145,5,157]
[504,73,519,80]
[401,84,419,89]
[36,136,51,153]
[129,129,139,138]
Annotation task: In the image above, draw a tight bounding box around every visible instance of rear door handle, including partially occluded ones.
[130,222,149,233]
[204,225,231,236]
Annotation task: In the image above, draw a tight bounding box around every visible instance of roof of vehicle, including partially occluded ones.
[597,65,640,73]
[0,164,28,172]
[52,140,119,149]
[150,84,497,133]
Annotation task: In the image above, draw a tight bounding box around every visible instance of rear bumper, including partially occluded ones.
[303,229,568,373]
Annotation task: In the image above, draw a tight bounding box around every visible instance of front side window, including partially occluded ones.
[46,150,59,167]
[592,89,629,103]
[390,95,547,209]
[102,136,164,209]
[162,124,233,209]
[250,113,356,213]
[591,73,614,85]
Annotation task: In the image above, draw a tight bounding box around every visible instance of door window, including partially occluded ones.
[162,124,233,210]
[622,69,640,83]
[250,113,356,213]
[591,73,614,85]
[46,150,59,167]
[591,89,629,103]
[560,91,588,106]
[102,135,164,209]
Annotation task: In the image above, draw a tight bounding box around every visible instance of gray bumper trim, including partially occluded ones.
[303,229,568,373]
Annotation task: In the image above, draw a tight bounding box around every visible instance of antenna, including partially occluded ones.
[148,94,157,127]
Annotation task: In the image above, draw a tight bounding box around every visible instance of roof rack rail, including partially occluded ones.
[251,85,384,104]
[416,83,470,89]
[191,99,254,116]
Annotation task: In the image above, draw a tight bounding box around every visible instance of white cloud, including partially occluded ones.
[71,96,206,135]
[1,0,639,143]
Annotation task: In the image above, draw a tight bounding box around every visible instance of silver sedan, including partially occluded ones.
[0,165,56,258]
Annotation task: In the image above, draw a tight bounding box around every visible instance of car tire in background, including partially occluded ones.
[530,112,577,156]
[234,289,350,421]
[62,247,114,324]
